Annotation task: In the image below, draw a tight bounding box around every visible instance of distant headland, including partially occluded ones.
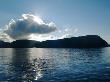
[0,35,109,48]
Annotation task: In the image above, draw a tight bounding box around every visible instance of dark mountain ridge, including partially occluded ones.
[0,35,109,48]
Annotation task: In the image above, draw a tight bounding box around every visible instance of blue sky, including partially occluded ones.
[0,0,110,42]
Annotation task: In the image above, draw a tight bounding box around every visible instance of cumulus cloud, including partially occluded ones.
[25,27,79,42]
[0,32,13,42]
[0,13,79,42]
[3,14,57,40]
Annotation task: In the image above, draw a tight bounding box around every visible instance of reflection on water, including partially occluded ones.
[11,49,35,81]
[0,48,110,82]
[9,49,53,81]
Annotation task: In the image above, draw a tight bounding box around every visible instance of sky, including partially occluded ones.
[0,0,110,43]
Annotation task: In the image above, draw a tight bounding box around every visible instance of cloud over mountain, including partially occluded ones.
[0,14,79,42]
[3,14,57,40]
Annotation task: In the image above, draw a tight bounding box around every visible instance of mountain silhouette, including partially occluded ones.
[0,35,109,48]
[0,40,10,47]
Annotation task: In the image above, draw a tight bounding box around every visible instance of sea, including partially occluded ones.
[0,47,110,82]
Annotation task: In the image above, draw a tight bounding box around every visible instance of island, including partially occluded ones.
[0,35,109,48]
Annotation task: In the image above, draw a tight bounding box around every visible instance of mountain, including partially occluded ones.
[0,35,109,48]
[10,40,37,48]
[35,35,109,48]
[0,40,10,48]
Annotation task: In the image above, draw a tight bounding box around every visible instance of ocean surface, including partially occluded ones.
[0,48,110,82]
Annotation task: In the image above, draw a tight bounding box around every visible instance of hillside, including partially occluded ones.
[0,35,109,48]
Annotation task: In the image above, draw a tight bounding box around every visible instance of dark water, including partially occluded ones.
[0,48,110,82]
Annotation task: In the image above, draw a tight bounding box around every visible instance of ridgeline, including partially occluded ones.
[0,35,109,48]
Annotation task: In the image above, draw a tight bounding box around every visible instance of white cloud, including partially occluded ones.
[74,28,78,33]
[0,32,13,42]
[0,13,79,42]
[3,14,57,40]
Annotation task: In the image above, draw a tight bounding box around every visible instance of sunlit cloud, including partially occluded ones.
[22,14,44,25]
[2,14,57,40]
[0,13,79,42]
[0,32,13,42]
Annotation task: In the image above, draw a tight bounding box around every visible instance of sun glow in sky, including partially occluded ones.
[29,34,48,41]
[22,14,44,25]
[0,0,110,43]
